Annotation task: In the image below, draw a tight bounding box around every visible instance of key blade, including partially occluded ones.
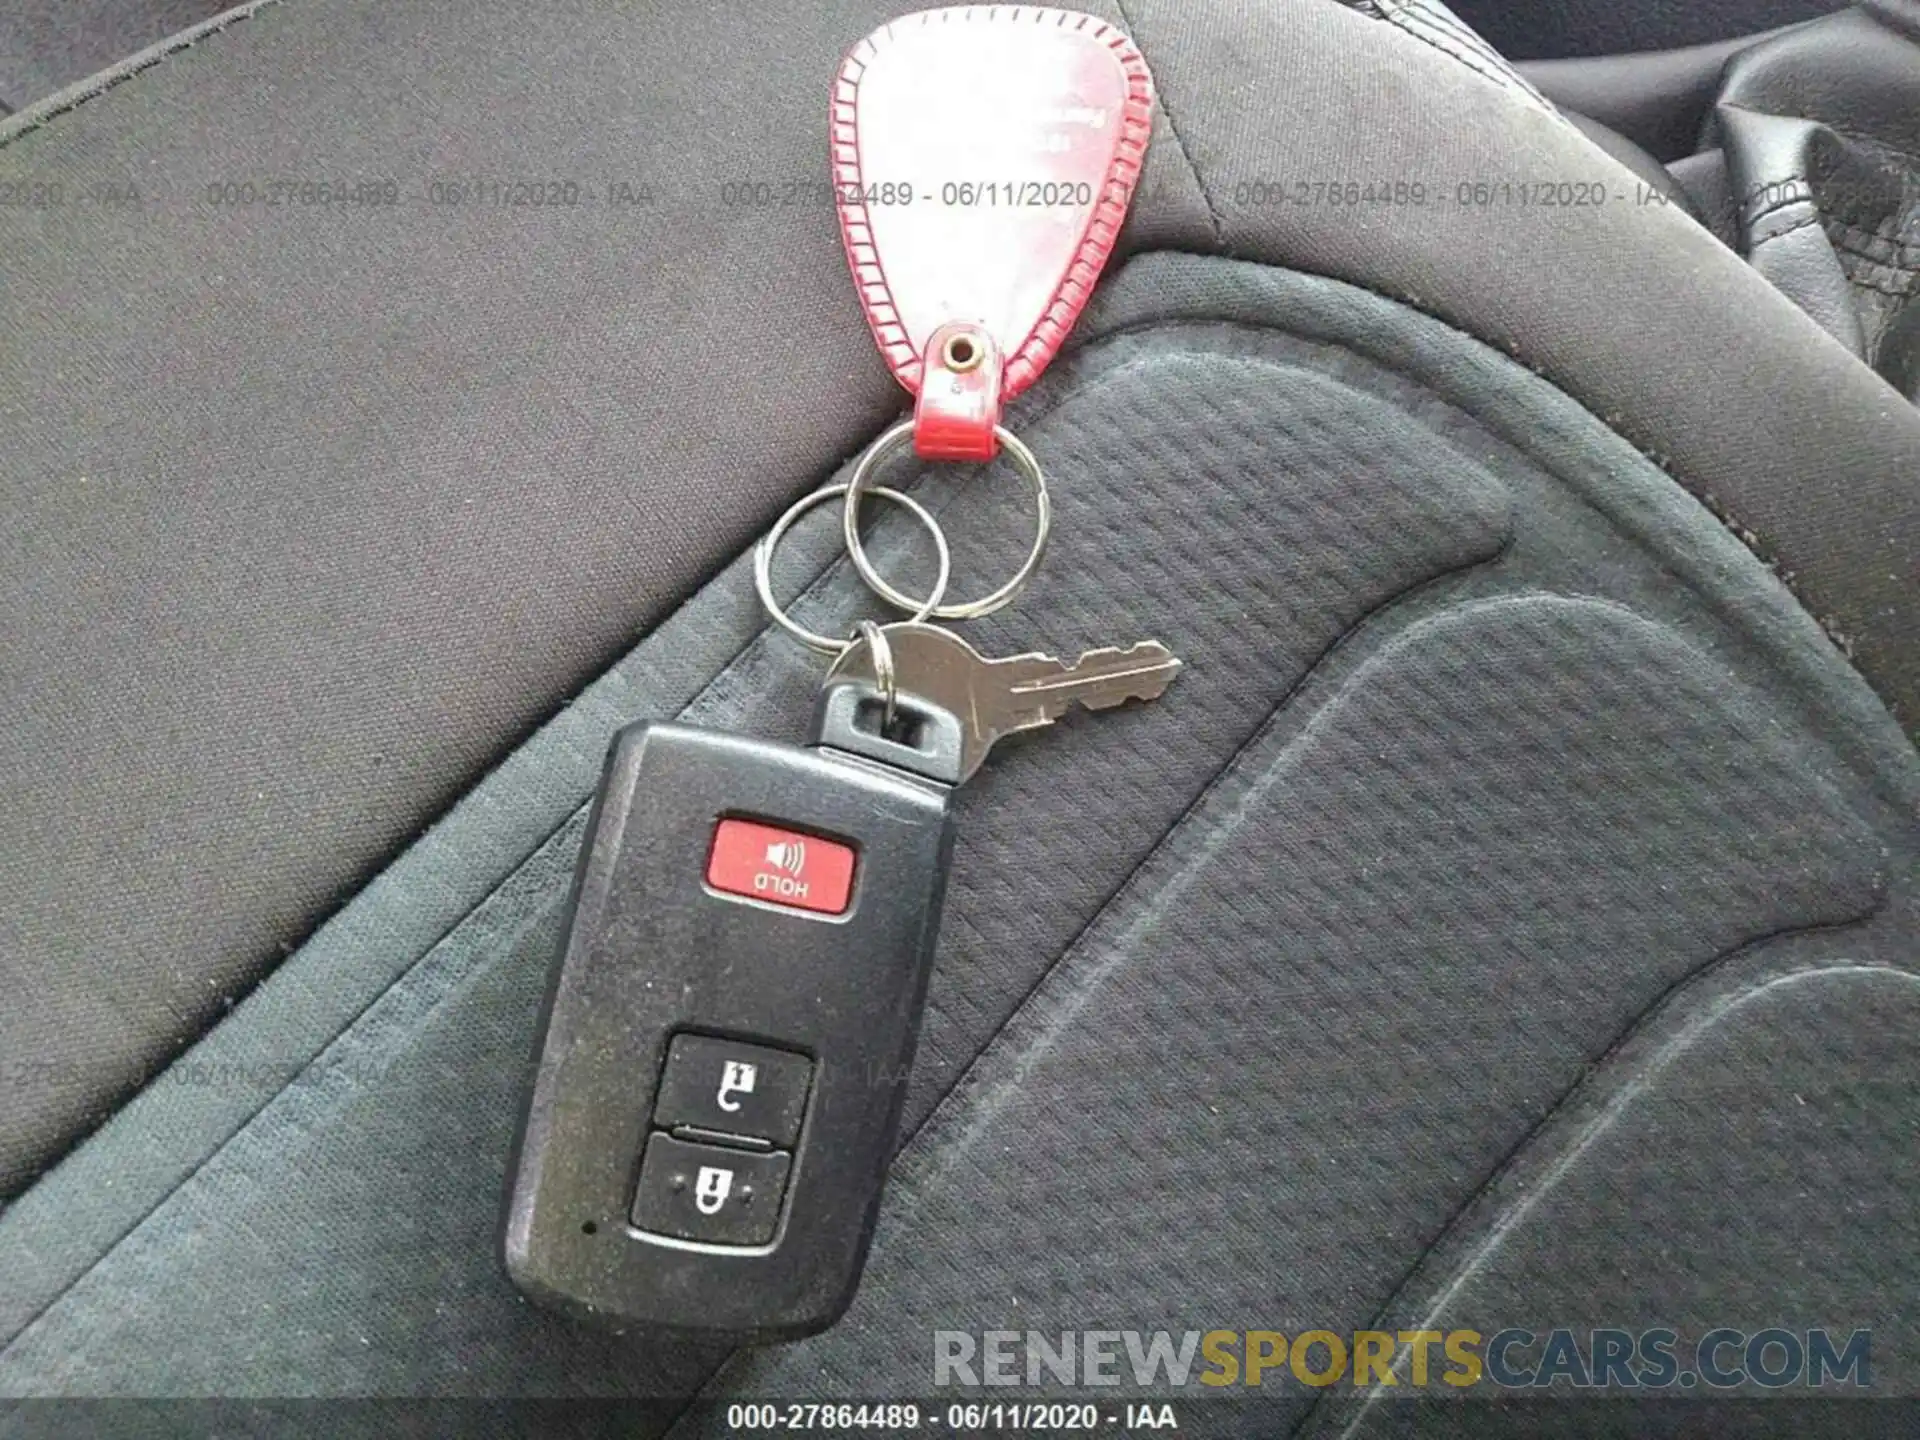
[1000,642,1182,720]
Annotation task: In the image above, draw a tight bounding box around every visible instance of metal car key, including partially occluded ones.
[825,620,1183,781]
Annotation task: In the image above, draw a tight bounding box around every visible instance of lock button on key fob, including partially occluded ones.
[632,1135,793,1246]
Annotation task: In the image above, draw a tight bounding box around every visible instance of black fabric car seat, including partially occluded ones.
[0,0,1914,1431]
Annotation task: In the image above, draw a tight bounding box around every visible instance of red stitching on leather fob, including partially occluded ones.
[832,7,1154,460]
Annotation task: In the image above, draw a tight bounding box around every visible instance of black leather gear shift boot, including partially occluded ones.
[1713,6,1920,397]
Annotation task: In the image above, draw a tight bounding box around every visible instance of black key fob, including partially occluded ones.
[502,681,959,1340]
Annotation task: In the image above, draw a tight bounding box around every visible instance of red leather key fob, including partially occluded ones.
[832,7,1154,460]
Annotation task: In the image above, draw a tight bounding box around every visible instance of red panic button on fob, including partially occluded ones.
[706,819,857,915]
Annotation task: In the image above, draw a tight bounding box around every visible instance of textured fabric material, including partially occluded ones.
[1318,952,1920,1436]
[1,259,1911,1421]
[0,0,228,111]
[690,348,1514,1142]
[4,0,1920,1204]
[1126,0,1920,717]
[1359,0,1553,109]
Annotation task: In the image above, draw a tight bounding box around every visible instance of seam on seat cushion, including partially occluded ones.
[900,551,1514,1156]
[1307,922,1894,1434]
[1114,0,1225,246]
[0,0,281,149]
[1085,267,1869,671]
[1314,946,1916,1435]
[1376,0,1555,109]
[1321,0,1554,107]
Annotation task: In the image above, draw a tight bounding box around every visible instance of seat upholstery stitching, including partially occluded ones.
[1112,0,1226,247]
[1376,0,1555,112]
[0,0,282,152]
[1312,941,1900,1439]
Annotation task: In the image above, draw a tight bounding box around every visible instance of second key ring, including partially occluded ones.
[841,419,1051,622]
[754,480,951,655]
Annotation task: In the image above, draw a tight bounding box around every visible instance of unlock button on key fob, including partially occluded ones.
[632,1135,791,1247]
[654,1035,812,1147]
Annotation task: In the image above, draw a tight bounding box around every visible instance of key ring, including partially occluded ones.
[754,481,951,655]
[841,419,1050,622]
[852,619,897,731]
